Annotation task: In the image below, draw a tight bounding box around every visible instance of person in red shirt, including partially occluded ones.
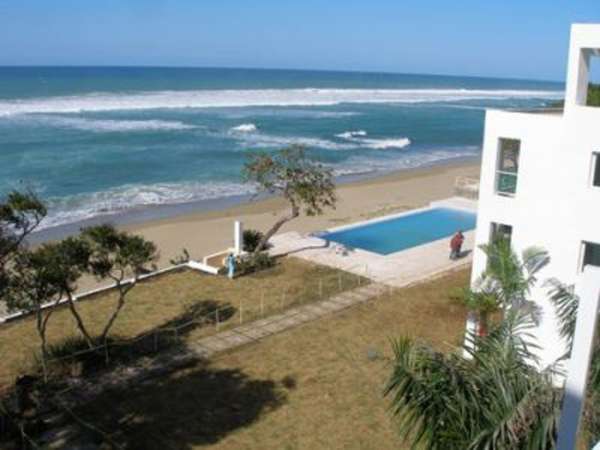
[449,230,464,260]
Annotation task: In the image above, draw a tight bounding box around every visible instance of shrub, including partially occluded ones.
[236,252,276,275]
[243,229,266,253]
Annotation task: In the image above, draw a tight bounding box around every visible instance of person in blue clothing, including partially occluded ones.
[226,253,236,279]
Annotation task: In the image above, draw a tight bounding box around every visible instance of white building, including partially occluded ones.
[471,23,600,369]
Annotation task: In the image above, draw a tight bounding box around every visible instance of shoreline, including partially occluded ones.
[125,158,481,266]
[32,155,480,242]
[29,157,481,292]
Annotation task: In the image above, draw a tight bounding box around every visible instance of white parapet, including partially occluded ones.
[557,266,600,449]
[234,220,244,255]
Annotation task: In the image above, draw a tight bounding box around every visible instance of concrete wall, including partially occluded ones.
[471,24,600,369]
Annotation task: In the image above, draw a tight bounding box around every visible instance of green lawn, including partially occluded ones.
[0,257,363,387]
[72,268,470,450]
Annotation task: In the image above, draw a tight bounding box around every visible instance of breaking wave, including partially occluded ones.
[6,115,196,132]
[37,145,479,230]
[360,137,411,149]
[230,123,258,133]
[332,146,480,176]
[235,132,352,150]
[40,181,255,230]
[0,88,563,116]
[335,130,367,139]
[335,130,411,149]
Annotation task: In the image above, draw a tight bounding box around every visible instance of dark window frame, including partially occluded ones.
[495,138,521,197]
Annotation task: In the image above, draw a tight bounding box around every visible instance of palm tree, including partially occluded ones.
[547,279,600,444]
[460,286,501,337]
[478,237,549,312]
[384,240,561,449]
[385,310,561,450]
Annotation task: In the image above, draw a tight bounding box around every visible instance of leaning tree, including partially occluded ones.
[82,224,158,342]
[243,145,336,253]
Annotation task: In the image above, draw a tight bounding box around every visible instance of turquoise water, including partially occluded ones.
[0,67,562,230]
[321,207,477,255]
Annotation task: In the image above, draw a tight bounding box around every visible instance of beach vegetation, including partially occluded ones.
[243,145,336,253]
[236,251,276,275]
[243,229,267,253]
[170,248,191,265]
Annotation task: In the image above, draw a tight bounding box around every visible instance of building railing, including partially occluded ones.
[454,176,480,199]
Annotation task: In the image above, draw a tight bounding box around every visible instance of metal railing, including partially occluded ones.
[454,176,480,199]
[6,264,371,383]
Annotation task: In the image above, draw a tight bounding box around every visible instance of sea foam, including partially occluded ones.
[335,130,411,149]
[230,123,258,133]
[335,130,368,139]
[9,115,196,132]
[41,181,255,230]
[0,88,563,116]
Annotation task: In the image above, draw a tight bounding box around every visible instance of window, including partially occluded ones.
[490,222,512,245]
[585,50,599,107]
[495,138,520,196]
[582,241,600,269]
[591,153,600,187]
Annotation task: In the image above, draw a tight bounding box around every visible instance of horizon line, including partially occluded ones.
[0,64,565,85]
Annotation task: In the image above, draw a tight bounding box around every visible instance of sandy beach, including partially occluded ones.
[123,160,480,268]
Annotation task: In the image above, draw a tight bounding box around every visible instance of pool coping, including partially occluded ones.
[268,197,478,287]
[316,197,477,236]
[312,197,478,257]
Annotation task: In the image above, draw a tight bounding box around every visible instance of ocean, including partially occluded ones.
[0,67,563,233]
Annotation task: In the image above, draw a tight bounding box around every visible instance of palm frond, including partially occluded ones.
[545,278,578,351]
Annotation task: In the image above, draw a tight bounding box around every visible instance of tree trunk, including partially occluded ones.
[254,203,299,254]
[478,311,489,337]
[99,281,134,342]
[65,291,94,348]
[36,309,49,382]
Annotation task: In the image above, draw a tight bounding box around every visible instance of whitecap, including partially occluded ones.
[230,123,258,133]
[8,115,196,132]
[234,133,355,151]
[335,130,368,139]
[361,137,411,149]
[0,88,564,116]
[335,130,411,150]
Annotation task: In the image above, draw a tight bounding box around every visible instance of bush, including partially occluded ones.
[243,229,267,252]
[236,252,276,275]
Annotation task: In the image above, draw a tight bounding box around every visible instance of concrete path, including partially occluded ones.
[187,282,387,358]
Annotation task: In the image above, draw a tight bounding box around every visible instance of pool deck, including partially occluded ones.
[269,197,477,287]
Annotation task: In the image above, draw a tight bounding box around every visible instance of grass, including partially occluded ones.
[0,257,365,387]
[72,268,470,450]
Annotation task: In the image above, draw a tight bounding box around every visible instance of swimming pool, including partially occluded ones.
[321,207,477,255]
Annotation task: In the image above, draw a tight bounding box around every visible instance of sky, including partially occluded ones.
[0,0,599,81]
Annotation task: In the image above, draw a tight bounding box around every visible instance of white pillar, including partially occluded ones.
[557,266,600,450]
[234,221,243,255]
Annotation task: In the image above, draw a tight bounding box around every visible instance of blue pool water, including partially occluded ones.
[322,207,476,255]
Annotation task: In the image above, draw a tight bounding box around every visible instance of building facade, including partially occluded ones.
[471,24,600,368]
